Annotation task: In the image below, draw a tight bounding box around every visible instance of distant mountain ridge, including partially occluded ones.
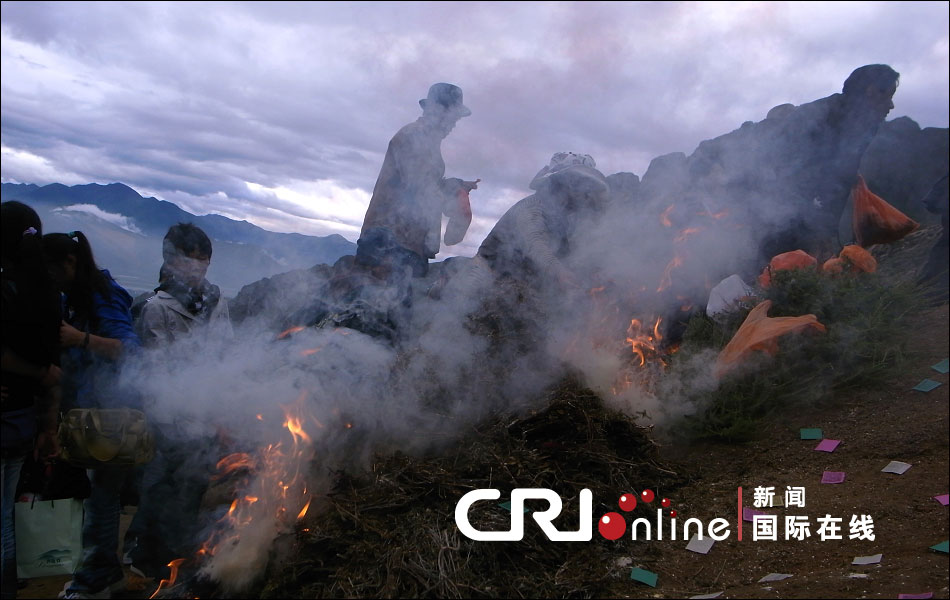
[1,182,356,297]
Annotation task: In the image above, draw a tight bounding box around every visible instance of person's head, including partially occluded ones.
[162,223,212,287]
[43,231,107,292]
[529,152,610,211]
[419,83,471,137]
[1,201,60,330]
[842,64,899,120]
[1,201,43,268]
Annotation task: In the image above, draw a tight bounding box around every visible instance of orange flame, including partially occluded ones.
[657,256,683,292]
[300,348,322,356]
[660,204,674,227]
[284,414,311,445]
[276,325,305,340]
[148,558,187,599]
[214,453,256,477]
[297,496,312,520]
[198,389,317,578]
[625,317,663,367]
[674,227,702,244]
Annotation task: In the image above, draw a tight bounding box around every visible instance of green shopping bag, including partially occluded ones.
[15,497,84,578]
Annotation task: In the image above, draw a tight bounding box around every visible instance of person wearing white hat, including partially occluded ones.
[477,152,611,290]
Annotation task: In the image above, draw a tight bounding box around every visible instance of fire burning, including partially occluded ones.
[625,316,664,368]
[148,559,186,599]
[194,389,324,593]
[660,204,674,227]
[211,453,256,480]
[276,325,305,340]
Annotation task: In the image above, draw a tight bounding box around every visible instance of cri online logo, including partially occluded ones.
[455,488,728,542]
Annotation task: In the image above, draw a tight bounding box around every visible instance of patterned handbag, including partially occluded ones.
[58,408,155,468]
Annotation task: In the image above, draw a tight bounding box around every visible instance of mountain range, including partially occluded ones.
[1,182,356,297]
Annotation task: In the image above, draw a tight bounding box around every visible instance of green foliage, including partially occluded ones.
[672,268,923,443]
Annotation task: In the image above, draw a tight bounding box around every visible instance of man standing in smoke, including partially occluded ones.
[684,64,900,265]
[773,63,900,258]
[127,223,232,586]
[357,82,479,280]
[135,223,232,344]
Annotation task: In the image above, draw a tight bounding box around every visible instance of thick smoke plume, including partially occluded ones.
[115,67,918,592]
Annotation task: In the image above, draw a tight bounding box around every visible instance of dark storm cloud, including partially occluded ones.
[2,1,948,246]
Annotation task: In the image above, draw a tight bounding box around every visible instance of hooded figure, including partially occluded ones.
[477,152,611,289]
[358,83,478,278]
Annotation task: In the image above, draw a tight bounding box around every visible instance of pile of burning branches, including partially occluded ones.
[258,378,685,599]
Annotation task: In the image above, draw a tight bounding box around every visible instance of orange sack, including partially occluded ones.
[757,249,818,288]
[822,257,845,274]
[838,244,877,273]
[852,175,918,247]
[714,300,826,378]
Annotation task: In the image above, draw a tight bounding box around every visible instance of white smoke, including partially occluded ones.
[54,203,143,234]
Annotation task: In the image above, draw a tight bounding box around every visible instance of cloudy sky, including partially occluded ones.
[2,1,948,257]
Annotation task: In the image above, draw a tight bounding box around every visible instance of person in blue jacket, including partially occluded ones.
[43,231,141,600]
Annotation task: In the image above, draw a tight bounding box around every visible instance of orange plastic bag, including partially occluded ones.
[714,300,826,378]
[823,245,877,275]
[822,257,845,274]
[757,250,817,288]
[838,244,876,273]
[852,175,918,247]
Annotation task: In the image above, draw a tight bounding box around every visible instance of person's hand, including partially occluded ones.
[461,179,480,192]
[59,321,84,347]
[39,364,62,388]
[35,427,61,461]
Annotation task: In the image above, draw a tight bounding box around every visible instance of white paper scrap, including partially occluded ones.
[686,534,715,555]
[852,553,883,565]
[881,461,912,475]
[758,573,793,583]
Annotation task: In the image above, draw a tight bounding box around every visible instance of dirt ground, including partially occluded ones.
[17,238,949,600]
[625,301,950,599]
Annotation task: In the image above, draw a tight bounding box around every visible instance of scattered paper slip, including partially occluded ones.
[930,540,949,554]
[690,593,723,599]
[912,379,942,392]
[743,507,770,521]
[758,573,793,583]
[931,358,949,374]
[815,439,841,452]
[800,428,822,440]
[898,593,933,599]
[630,567,658,587]
[933,494,949,506]
[847,573,869,579]
[822,471,846,484]
[686,534,715,554]
[881,461,912,475]
[852,553,882,565]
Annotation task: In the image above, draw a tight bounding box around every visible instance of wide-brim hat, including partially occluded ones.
[419,82,471,117]
[529,152,606,191]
